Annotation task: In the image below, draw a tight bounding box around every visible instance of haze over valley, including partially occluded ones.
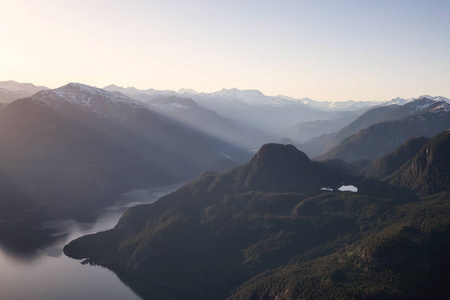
[0,79,449,299]
[1,1,450,299]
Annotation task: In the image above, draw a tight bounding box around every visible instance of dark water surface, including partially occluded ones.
[0,184,182,300]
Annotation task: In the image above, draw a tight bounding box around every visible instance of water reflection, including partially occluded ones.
[0,183,183,300]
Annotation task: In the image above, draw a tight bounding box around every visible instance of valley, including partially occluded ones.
[65,133,450,299]
[0,80,449,300]
[3,2,449,299]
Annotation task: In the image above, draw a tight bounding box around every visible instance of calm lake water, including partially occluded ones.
[0,184,182,300]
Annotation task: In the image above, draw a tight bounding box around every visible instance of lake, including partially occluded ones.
[0,184,182,300]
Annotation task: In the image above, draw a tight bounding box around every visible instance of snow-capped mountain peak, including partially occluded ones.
[405,97,436,113]
[417,95,449,103]
[210,88,266,102]
[31,83,147,114]
[384,95,449,106]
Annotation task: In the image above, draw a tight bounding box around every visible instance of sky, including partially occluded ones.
[1,0,449,102]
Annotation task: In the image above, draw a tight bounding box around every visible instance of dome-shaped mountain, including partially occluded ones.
[232,144,313,192]
[388,129,450,193]
[223,144,352,193]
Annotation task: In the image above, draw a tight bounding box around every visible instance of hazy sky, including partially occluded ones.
[1,0,449,101]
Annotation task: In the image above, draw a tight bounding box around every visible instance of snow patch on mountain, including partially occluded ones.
[408,98,436,113]
[384,95,449,106]
[103,84,449,113]
[417,95,449,103]
[104,84,177,98]
[430,102,450,112]
[32,83,147,113]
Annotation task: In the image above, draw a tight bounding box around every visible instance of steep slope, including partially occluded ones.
[0,83,222,218]
[64,144,357,298]
[145,95,236,137]
[109,91,272,150]
[316,102,450,162]
[230,192,450,300]
[228,144,352,192]
[334,97,439,143]
[387,129,450,193]
[302,97,448,157]
[136,95,253,149]
[362,136,430,179]
[64,141,450,299]
[104,85,350,145]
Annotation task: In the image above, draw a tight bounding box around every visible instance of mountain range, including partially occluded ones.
[297,97,450,159]
[315,99,450,162]
[0,83,249,225]
[104,85,341,147]
[104,85,449,154]
[0,80,448,298]
[0,81,447,220]
[0,80,47,103]
[65,130,450,299]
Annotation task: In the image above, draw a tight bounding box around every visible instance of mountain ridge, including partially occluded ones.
[0,80,48,103]
[315,99,450,162]
[0,83,234,221]
[64,133,450,299]
[387,129,450,193]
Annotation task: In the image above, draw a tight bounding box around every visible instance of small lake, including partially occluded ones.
[0,184,182,300]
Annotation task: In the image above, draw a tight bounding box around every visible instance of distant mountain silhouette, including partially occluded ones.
[104,84,357,148]
[0,80,47,103]
[137,95,254,149]
[335,98,440,143]
[0,83,233,219]
[285,110,364,143]
[302,98,450,157]
[315,100,450,162]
